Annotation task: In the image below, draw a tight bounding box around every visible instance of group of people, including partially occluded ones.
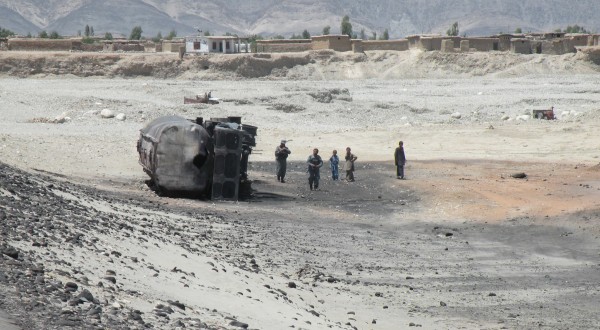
[304,147,357,190]
[276,140,406,190]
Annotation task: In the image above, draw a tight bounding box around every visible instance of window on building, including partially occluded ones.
[212,42,217,50]
[194,42,200,50]
[226,42,230,50]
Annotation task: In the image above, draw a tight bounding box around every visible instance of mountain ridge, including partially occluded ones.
[0,0,599,39]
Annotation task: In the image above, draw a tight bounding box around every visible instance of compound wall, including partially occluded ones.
[361,39,409,51]
[8,39,81,51]
[466,38,497,52]
[256,39,312,53]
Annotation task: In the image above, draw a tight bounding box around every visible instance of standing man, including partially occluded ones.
[329,149,339,180]
[344,147,357,182]
[307,148,323,190]
[394,141,406,179]
[275,140,291,183]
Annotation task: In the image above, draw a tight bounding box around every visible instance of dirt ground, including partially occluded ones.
[0,50,600,329]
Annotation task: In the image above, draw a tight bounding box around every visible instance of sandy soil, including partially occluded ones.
[1,50,600,329]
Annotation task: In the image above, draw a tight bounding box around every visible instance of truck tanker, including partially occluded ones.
[137,115,257,200]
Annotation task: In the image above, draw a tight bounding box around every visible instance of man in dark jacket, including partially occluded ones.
[307,148,323,190]
[275,140,291,183]
[394,141,406,179]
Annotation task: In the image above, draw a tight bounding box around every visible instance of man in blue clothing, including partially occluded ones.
[307,148,323,190]
[394,141,406,179]
[329,149,339,180]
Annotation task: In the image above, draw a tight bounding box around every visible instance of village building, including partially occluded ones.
[103,40,144,52]
[0,38,8,50]
[511,38,532,54]
[465,38,496,52]
[255,39,311,53]
[542,32,566,40]
[361,39,409,52]
[162,39,185,53]
[254,35,410,53]
[0,30,596,58]
[495,34,517,51]
[311,35,352,52]
[184,36,249,54]
[7,38,82,51]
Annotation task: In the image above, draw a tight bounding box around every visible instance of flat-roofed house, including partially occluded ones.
[185,36,249,54]
[311,35,352,52]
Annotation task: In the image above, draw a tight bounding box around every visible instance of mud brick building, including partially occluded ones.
[255,39,311,53]
[311,35,352,52]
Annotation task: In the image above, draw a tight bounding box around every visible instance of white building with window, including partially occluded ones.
[185,36,249,54]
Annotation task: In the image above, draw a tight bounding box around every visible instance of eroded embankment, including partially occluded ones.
[0,48,599,79]
[0,51,312,79]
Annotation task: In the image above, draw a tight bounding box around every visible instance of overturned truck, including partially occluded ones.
[137,115,257,200]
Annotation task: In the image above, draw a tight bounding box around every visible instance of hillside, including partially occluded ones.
[0,0,599,39]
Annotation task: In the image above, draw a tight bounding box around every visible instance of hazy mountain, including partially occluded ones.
[0,0,599,38]
[0,5,38,34]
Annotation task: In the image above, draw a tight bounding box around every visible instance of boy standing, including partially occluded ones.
[329,150,339,180]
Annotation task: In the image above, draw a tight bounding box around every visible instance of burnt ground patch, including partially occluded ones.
[246,160,419,216]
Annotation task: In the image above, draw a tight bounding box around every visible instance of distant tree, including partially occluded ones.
[130,26,143,40]
[90,26,94,36]
[104,32,113,40]
[360,29,366,40]
[382,29,389,40]
[564,25,589,33]
[248,34,263,52]
[26,32,32,38]
[166,29,177,40]
[370,31,377,40]
[203,30,211,36]
[302,29,311,39]
[322,25,330,35]
[289,33,301,39]
[49,31,61,39]
[77,30,81,37]
[514,27,522,34]
[0,27,15,38]
[341,15,352,37]
[352,33,358,39]
[38,30,48,38]
[152,31,162,43]
[84,25,90,37]
[447,22,459,36]
[272,34,285,39]
[82,37,94,44]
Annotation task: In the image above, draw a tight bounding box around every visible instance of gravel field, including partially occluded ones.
[1,50,600,329]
